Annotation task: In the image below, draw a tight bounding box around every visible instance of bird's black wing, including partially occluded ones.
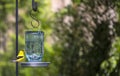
[17,56,23,59]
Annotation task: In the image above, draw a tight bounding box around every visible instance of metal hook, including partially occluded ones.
[30,10,40,28]
[32,0,38,11]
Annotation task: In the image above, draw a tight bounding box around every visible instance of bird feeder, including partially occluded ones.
[20,31,50,67]
[14,0,50,76]
[25,31,44,62]
[19,0,50,67]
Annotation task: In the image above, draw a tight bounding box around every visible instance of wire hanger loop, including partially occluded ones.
[30,10,41,28]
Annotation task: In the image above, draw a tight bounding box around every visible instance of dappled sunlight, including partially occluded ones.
[0,0,120,76]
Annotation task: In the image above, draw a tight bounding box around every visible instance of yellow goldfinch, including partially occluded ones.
[13,50,25,62]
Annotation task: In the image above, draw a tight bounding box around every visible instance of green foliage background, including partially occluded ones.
[0,0,120,76]
[0,0,58,76]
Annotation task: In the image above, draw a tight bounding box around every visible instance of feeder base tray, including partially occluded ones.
[20,62,50,67]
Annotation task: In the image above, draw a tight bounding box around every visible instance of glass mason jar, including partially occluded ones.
[25,31,44,62]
